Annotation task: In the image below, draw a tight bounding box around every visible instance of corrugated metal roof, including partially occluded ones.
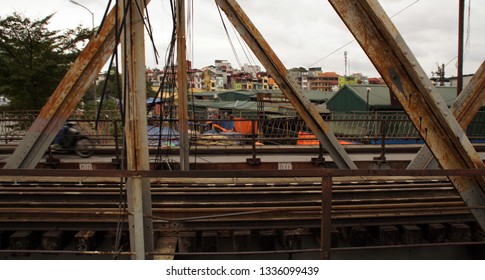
[344,84,391,106]
[333,84,463,107]
[191,100,281,113]
[253,89,335,102]
[194,90,256,101]
[437,86,461,107]
[193,89,336,103]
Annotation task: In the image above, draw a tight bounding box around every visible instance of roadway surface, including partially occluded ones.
[1,144,485,165]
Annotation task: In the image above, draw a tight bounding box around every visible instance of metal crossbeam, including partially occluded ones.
[3,1,151,169]
[327,0,485,230]
[408,61,485,169]
[216,0,357,170]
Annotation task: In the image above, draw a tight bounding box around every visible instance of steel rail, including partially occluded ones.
[0,179,478,234]
[1,168,485,178]
[0,249,134,256]
[3,241,484,258]
[146,241,485,257]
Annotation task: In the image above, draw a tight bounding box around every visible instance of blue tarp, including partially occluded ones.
[147,97,162,104]
[147,125,179,146]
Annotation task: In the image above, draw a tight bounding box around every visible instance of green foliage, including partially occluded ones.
[96,68,122,101]
[0,13,92,110]
[147,80,157,98]
[289,67,308,72]
[96,68,157,99]
[83,98,120,119]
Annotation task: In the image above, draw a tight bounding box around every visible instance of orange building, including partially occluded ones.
[309,71,340,92]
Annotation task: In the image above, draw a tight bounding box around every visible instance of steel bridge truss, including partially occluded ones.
[2,0,485,258]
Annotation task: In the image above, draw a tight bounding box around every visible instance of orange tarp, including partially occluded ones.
[234,118,256,135]
[297,131,355,145]
[297,131,318,145]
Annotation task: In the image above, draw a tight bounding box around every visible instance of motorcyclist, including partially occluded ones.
[51,122,75,149]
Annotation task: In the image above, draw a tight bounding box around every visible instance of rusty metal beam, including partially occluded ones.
[3,1,151,169]
[327,0,485,230]
[122,0,154,260]
[321,176,332,260]
[176,0,190,171]
[215,0,357,170]
[408,61,485,169]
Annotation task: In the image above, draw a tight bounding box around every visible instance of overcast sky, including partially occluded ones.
[1,0,483,78]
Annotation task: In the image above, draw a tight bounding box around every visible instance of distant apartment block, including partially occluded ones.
[242,63,262,78]
[146,59,388,94]
[309,71,340,92]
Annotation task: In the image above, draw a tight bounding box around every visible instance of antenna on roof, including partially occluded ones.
[344,51,348,77]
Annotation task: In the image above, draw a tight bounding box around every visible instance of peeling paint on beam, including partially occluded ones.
[328,0,484,171]
[4,1,151,169]
[216,0,356,169]
[409,60,485,169]
[327,0,485,230]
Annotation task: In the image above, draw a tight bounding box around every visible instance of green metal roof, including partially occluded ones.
[193,92,217,97]
[254,89,335,103]
[328,84,468,109]
[190,100,281,113]
[344,84,391,106]
[192,90,256,101]
[193,89,334,104]
[303,90,337,103]
[437,86,462,107]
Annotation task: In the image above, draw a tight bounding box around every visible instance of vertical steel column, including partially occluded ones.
[327,0,485,231]
[408,61,485,169]
[176,0,190,171]
[3,1,151,169]
[321,176,332,260]
[122,0,154,260]
[215,0,357,170]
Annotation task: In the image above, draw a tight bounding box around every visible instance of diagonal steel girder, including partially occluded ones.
[408,61,485,169]
[3,0,151,169]
[215,0,357,169]
[327,0,485,229]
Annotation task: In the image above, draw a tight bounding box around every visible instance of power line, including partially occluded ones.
[308,0,421,68]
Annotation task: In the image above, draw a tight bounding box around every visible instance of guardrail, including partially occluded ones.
[0,112,483,147]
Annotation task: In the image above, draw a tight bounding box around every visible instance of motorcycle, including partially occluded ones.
[51,123,95,158]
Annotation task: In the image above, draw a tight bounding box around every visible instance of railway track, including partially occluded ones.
[0,178,474,229]
[0,177,482,258]
[0,178,471,228]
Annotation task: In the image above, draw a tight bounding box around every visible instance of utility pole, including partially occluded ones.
[176,0,190,171]
[457,0,465,95]
[440,63,445,86]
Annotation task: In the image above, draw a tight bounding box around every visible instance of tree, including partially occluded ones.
[289,67,308,72]
[94,67,157,108]
[0,13,92,110]
[96,68,122,103]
